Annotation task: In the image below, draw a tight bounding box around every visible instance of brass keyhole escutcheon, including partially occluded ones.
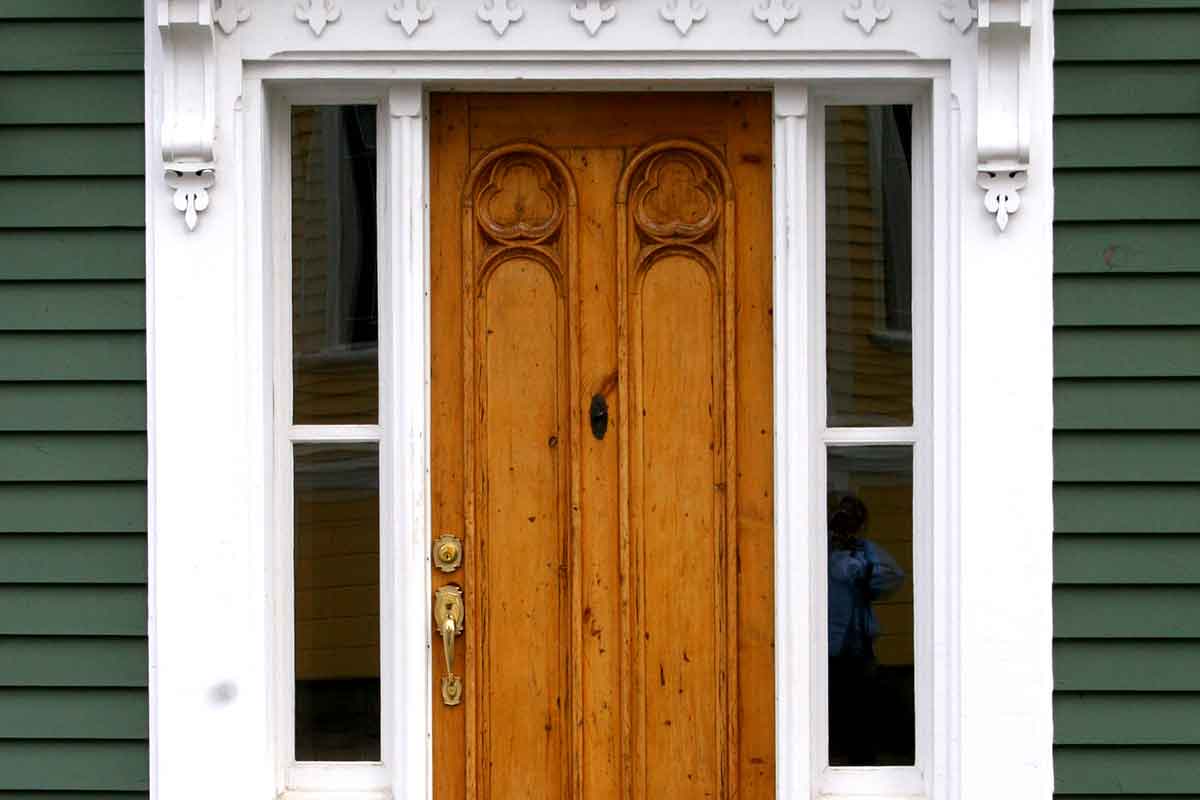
[433,533,464,573]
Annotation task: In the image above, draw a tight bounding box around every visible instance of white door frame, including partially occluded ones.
[145,3,1055,799]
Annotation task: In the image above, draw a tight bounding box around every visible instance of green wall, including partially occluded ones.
[1,1,1198,797]
[1054,0,1200,796]
[0,1,149,796]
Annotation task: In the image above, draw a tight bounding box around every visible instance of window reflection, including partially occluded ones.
[291,105,380,425]
[294,443,381,762]
[827,446,915,766]
[826,106,913,427]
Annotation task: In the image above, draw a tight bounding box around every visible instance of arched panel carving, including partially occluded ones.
[616,139,740,800]
[459,142,582,800]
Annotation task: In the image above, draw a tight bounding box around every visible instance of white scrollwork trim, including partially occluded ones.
[213,0,250,35]
[978,170,1025,231]
[157,0,216,232]
[976,0,1032,231]
[388,0,434,35]
[753,0,800,34]
[844,0,891,33]
[570,0,616,36]
[296,0,341,36]
[478,0,523,35]
[940,0,977,32]
[660,0,706,35]
[166,169,215,231]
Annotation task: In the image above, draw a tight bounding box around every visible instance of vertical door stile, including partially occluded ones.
[772,82,814,800]
[566,190,586,800]
[459,176,480,800]
[721,180,740,800]
[614,177,635,800]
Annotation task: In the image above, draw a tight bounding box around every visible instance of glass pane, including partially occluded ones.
[827,446,915,767]
[825,105,914,427]
[292,105,379,425]
[294,443,381,762]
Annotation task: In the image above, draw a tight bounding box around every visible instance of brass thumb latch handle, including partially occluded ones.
[434,585,465,706]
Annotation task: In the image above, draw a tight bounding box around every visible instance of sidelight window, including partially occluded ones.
[279,103,388,790]
[817,98,931,797]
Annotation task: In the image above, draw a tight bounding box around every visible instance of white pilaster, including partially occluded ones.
[772,81,815,800]
[382,83,433,800]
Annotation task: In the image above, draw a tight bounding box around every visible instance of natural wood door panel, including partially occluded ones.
[621,143,739,799]
[430,93,773,800]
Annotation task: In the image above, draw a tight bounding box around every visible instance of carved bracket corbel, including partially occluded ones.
[158,0,217,231]
[976,0,1031,231]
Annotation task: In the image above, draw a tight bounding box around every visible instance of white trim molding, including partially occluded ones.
[156,0,216,230]
[771,81,815,800]
[145,3,1056,799]
[976,0,1032,230]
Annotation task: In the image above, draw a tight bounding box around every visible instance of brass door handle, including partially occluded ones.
[434,585,465,706]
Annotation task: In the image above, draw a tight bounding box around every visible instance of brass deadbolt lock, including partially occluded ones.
[434,534,463,573]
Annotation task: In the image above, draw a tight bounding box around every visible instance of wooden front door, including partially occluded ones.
[429,93,774,800]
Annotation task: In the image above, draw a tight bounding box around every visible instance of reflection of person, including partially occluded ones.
[827,492,906,765]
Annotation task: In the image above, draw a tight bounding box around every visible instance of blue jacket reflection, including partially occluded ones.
[828,539,906,658]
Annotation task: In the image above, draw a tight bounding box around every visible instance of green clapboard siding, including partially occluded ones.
[0,4,147,796]
[1055,3,1200,796]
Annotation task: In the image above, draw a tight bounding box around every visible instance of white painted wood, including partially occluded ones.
[156,0,217,230]
[388,0,434,36]
[287,425,383,443]
[478,0,523,35]
[213,0,250,35]
[812,85,938,800]
[844,0,893,34]
[754,0,801,34]
[286,763,389,793]
[824,427,920,445]
[976,0,1032,229]
[381,82,433,800]
[661,0,707,34]
[773,80,815,800]
[146,3,1057,799]
[570,0,617,36]
[296,0,341,36]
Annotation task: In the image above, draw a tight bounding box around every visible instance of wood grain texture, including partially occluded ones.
[618,141,738,800]
[431,93,773,800]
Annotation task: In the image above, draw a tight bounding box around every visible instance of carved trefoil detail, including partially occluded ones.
[660,0,707,35]
[166,169,215,231]
[213,0,250,35]
[296,0,341,36]
[388,0,434,35]
[940,0,977,32]
[478,0,523,35]
[977,171,1025,232]
[844,0,891,34]
[753,0,800,34]
[570,0,616,36]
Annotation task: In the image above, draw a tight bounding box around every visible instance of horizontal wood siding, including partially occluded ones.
[0,3,147,796]
[1055,1,1200,796]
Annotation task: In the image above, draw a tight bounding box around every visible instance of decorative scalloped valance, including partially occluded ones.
[157,0,1033,231]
